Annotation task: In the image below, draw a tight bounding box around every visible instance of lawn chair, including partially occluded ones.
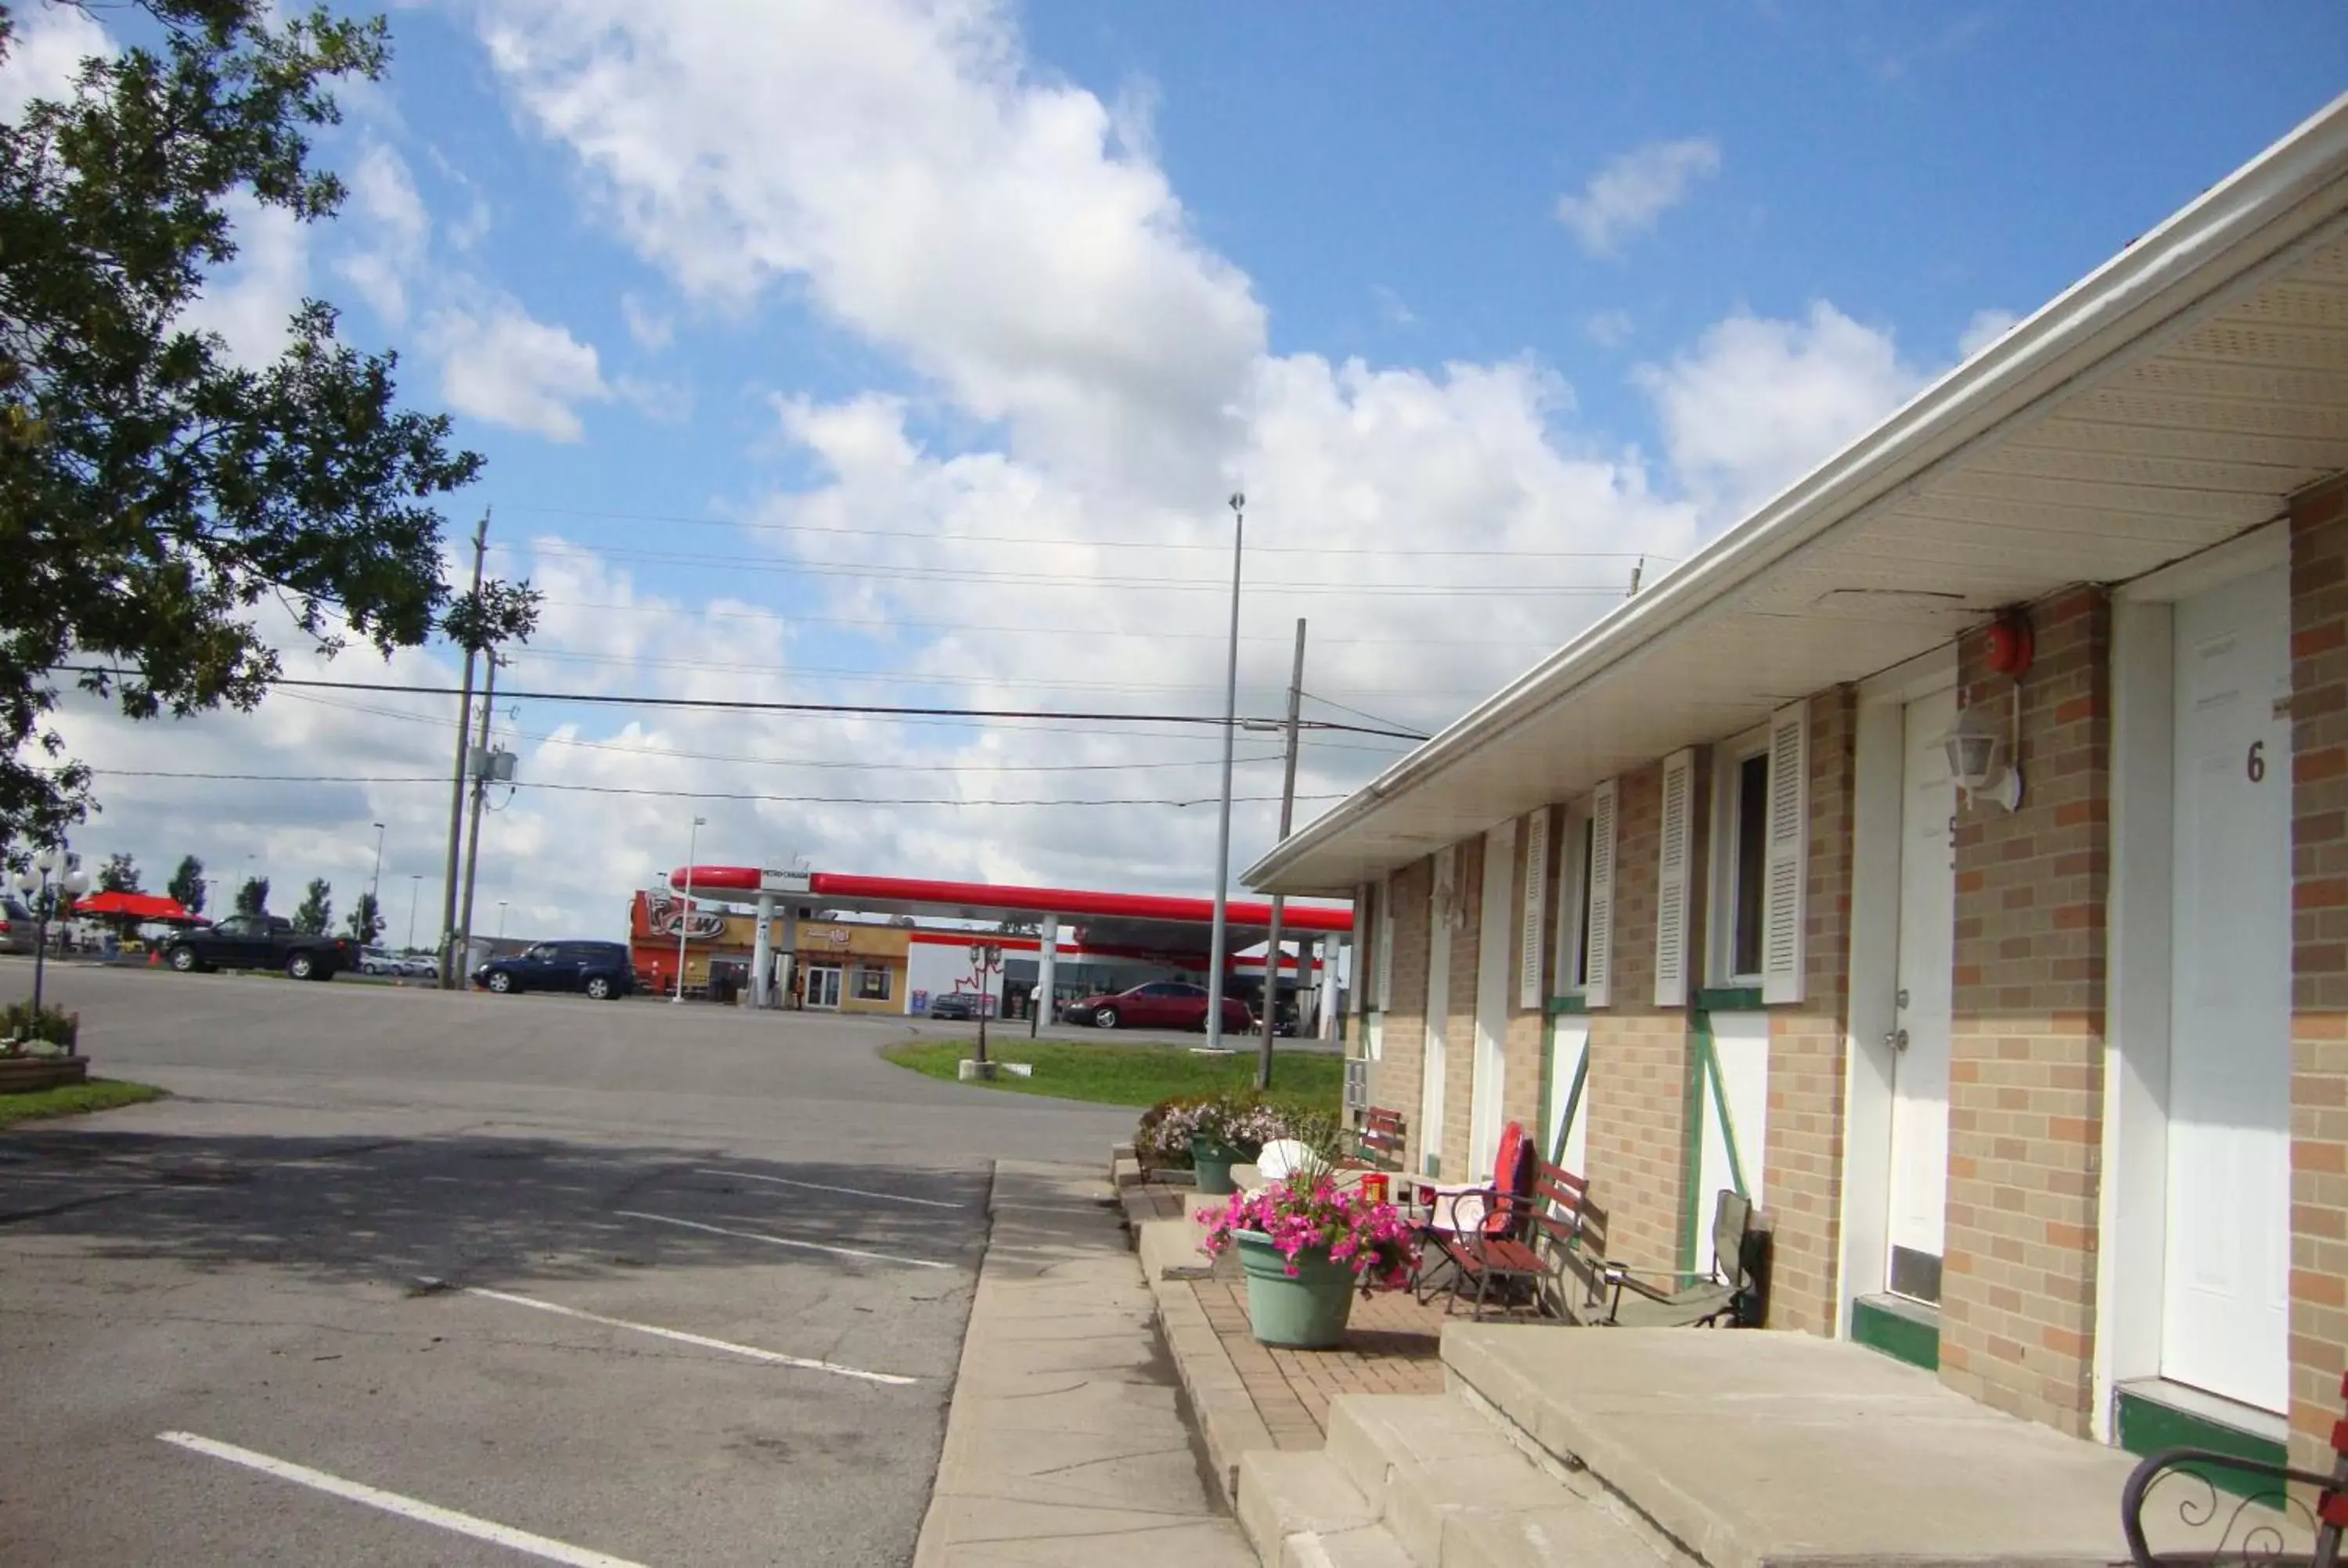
[1592,1189,1766,1329]
[1411,1122,1542,1318]
[1355,1106,1406,1171]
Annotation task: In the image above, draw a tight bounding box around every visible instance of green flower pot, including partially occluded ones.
[1233,1229,1356,1348]
[1191,1135,1244,1195]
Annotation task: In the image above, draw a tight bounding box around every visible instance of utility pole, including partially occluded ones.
[1205,492,1244,1054]
[1258,617,1307,1090]
[438,511,489,987]
[455,649,499,984]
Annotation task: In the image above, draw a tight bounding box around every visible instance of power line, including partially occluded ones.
[77,768,1349,809]
[56,667,1430,740]
[497,502,1680,563]
[495,539,1632,596]
[529,599,1566,647]
[1300,689,1433,741]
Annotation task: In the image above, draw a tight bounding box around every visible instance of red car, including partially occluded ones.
[1068,980,1251,1033]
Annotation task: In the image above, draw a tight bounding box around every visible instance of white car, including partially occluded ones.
[358,948,403,976]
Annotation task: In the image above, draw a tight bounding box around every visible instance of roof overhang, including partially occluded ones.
[1250,95,2348,898]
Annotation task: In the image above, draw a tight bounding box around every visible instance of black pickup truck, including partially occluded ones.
[164,915,355,980]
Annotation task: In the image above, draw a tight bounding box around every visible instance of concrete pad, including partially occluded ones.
[1284,1523,1415,1568]
[1141,1216,1216,1279]
[913,1161,1251,1568]
[1445,1504,1686,1568]
[1443,1324,2299,1568]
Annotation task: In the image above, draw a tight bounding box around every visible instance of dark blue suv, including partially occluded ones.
[474,940,637,1001]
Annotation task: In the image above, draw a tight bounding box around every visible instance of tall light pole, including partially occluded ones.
[368,822,386,905]
[674,815,706,1003]
[496,900,509,940]
[1258,617,1307,1089]
[1205,491,1244,1053]
[406,875,423,950]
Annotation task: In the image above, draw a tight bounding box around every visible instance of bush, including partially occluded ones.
[2,1001,80,1055]
[1135,1090,1338,1171]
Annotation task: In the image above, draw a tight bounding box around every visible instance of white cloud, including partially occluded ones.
[1636,300,1928,518]
[621,292,673,350]
[1554,137,1720,258]
[425,301,611,441]
[182,197,312,367]
[1959,306,2018,358]
[614,371,693,423]
[0,1,108,122]
[1584,309,1635,347]
[334,143,431,323]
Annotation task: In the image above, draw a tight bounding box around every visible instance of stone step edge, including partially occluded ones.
[1126,1214,1277,1505]
[1444,1362,1710,1568]
[1237,1449,1385,1567]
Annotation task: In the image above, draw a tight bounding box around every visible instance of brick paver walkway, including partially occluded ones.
[1139,1177,1454,1449]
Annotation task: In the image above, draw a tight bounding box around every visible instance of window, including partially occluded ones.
[1574,817,1597,987]
[855,965,892,1002]
[1709,705,1808,997]
[1731,751,1770,978]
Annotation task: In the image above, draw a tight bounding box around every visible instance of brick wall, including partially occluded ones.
[1941,585,2110,1437]
[1374,858,1431,1168]
[1764,684,1860,1335]
[1585,761,1694,1271]
[2291,475,2348,1476]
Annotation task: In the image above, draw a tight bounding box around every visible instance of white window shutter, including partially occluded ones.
[1518,807,1550,1009]
[1353,880,1371,1015]
[1374,875,1395,1012]
[1584,782,1616,1009]
[1654,750,1695,1009]
[1762,702,1810,1005]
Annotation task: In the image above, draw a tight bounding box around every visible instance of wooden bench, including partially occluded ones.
[1415,1151,1592,1322]
[2121,1370,2348,1565]
[1356,1106,1406,1171]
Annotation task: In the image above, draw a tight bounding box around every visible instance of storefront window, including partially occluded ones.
[856,966,892,1002]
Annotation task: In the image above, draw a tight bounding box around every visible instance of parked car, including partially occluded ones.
[926,991,986,1020]
[1064,980,1251,1033]
[165,915,354,980]
[400,954,440,979]
[0,895,34,955]
[358,947,405,976]
[473,940,636,1000]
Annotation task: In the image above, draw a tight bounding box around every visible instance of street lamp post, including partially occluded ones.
[674,815,706,1004]
[369,822,386,906]
[496,901,508,940]
[1204,491,1244,1054]
[13,847,90,1016]
[406,874,423,951]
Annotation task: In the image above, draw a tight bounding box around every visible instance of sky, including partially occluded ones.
[5,0,2343,946]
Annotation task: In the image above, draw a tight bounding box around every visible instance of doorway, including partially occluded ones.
[1885,685,1957,1305]
[805,964,843,1011]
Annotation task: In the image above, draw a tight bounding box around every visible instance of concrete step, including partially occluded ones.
[1237,1450,1384,1565]
[1280,1523,1417,1568]
[1323,1394,1687,1567]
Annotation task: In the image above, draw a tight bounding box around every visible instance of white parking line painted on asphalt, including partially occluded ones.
[156,1431,644,1568]
[691,1168,969,1210]
[614,1210,953,1269]
[461,1287,917,1385]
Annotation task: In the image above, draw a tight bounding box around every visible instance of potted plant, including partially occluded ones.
[1186,1094,1293,1196]
[1198,1167,1418,1347]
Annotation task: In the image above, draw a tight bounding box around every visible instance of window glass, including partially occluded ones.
[528,944,557,962]
[856,966,891,1001]
[1574,816,1596,987]
[1732,751,1770,978]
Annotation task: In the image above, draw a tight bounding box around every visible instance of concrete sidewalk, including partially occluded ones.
[913,1160,1251,1567]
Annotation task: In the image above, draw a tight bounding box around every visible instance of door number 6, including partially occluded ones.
[2249,739,2267,783]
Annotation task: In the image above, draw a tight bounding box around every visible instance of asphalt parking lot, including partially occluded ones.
[0,962,1130,1566]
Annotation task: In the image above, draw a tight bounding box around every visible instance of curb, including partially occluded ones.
[1123,1206,1277,1506]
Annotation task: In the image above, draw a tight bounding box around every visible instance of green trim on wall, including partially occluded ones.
[1679,1009,1709,1275]
[1547,994,1588,1016]
[1553,1049,1589,1169]
[1697,1028,1751,1199]
[1851,1295,1940,1372]
[1536,1011,1554,1158]
[1694,986,1765,1012]
[2115,1386,2289,1502]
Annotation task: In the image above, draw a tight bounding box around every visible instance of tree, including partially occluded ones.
[234,876,268,916]
[167,854,205,914]
[98,851,139,893]
[0,2,539,851]
[293,877,331,935]
[344,890,382,946]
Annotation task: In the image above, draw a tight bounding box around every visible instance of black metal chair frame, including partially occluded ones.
[2119,1446,2343,1566]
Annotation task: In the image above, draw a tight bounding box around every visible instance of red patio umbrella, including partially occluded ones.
[73,890,207,925]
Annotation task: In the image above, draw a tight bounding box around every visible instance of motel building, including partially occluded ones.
[631,871,1352,1028]
[1247,98,2348,1479]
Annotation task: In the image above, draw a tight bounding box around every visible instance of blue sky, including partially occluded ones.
[10,0,2345,937]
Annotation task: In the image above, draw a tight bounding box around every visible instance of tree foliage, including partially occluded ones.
[97,851,139,892]
[0,1,531,852]
[167,853,203,912]
[344,887,380,944]
[233,873,267,915]
[292,875,330,934]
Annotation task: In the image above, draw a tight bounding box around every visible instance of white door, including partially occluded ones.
[806,965,843,1010]
[1886,686,1957,1304]
[1421,852,1452,1178]
[1469,825,1516,1183]
[2163,566,2291,1412]
[1547,1019,1591,1174]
